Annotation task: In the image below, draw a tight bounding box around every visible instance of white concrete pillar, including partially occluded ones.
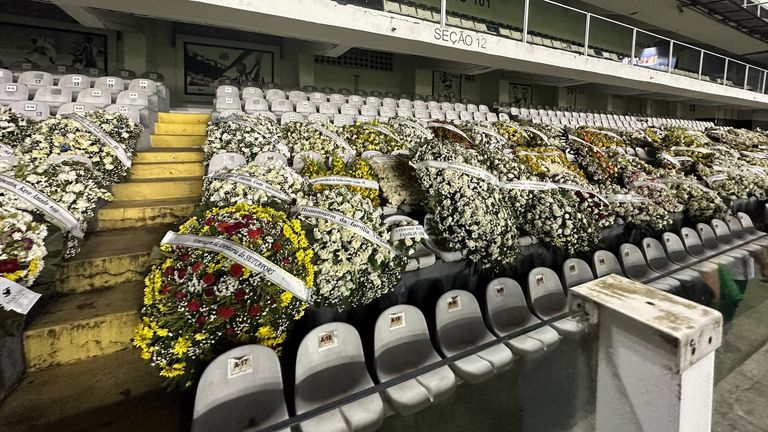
[570,275,722,432]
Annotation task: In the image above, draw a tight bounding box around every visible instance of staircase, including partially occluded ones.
[0,112,209,432]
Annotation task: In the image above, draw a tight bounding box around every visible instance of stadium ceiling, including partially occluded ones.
[678,0,768,43]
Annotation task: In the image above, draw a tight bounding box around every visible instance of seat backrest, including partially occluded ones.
[141,71,165,82]
[208,152,247,176]
[398,99,412,109]
[680,227,708,257]
[333,114,354,126]
[94,76,125,92]
[726,215,747,240]
[348,95,364,106]
[498,113,510,122]
[641,237,674,272]
[309,92,326,104]
[0,83,28,102]
[105,104,141,124]
[328,94,346,106]
[288,90,307,103]
[485,278,538,336]
[619,243,653,281]
[696,223,722,250]
[320,86,336,94]
[253,111,277,122]
[18,71,53,88]
[440,102,453,111]
[57,74,91,91]
[381,97,397,108]
[360,105,378,116]
[366,96,381,107]
[737,212,758,235]
[241,87,264,100]
[340,103,358,115]
[76,88,110,105]
[58,102,96,115]
[46,64,74,75]
[379,106,396,118]
[454,103,466,112]
[318,102,338,115]
[478,104,490,113]
[193,345,288,432]
[34,87,72,103]
[128,78,157,94]
[10,101,50,120]
[270,99,293,113]
[435,290,492,356]
[427,101,440,110]
[265,89,286,101]
[307,113,330,124]
[374,304,440,381]
[562,258,594,289]
[459,111,472,121]
[472,112,486,121]
[295,101,316,114]
[429,110,445,120]
[486,112,499,122]
[413,100,427,110]
[414,109,429,119]
[710,219,734,245]
[445,110,459,121]
[244,98,269,112]
[592,250,624,277]
[527,267,567,319]
[215,85,239,99]
[116,90,150,107]
[9,61,40,73]
[661,233,690,264]
[112,69,137,80]
[280,112,305,125]
[397,107,413,117]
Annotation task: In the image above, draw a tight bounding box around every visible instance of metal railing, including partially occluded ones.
[425,0,768,95]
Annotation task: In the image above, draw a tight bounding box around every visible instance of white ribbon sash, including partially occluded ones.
[161,231,311,301]
[390,225,428,241]
[294,206,396,254]
[473,126,508,145]
[500,180,558,191]
[210,172,292,202]
[427,122,472,143]
[605,194,649,204]
[0,143,13,156]
[554,183,610,204]
[60,113,132,168]
[410,160,499,186]
[366,124,400,141]
[311,123,354,154]
[0,277,41,314]
[399,120,431,138]
[0,174,84,238]
[309,176,379,189]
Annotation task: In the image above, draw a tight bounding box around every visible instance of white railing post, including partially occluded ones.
[668,40,674,73]
[584,13,591,56]
[570,275,722,432]
[724,58,729,85]
[523,0,530,44]
[630,28,636,65]
[698,50,704,80]
[762,70,767,93]
[745,65,750,90]
[440,0,446,27]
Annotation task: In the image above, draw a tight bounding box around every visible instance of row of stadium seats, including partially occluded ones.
[216,109,508,126]
[191,211,766,431]
[0,61,164,82]
[4,101,143,125]
[508,106,714,132]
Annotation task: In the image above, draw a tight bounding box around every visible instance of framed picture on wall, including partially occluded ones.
[0,22,107,72]
[184,41,275,95]
[432,71,462,101]
[509,83,533,106]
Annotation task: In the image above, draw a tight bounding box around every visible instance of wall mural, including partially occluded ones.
[0,22,107,72]
[508,83,533,106]
[432,71,462,101]
[184,41,275,95]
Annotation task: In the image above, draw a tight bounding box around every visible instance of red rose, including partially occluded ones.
[163,266,175,277]
[175,291,186,300]
[248,304,263,316]
[196,314,206,326]
[215,222,230,232]
[203,288,215,298]
[282,258,290,265]
[176,268,187,279]
[202,273,216,286]
[187,299,201,312]
[205,217,214,226]
[216,306,235,320]
[225,326,235,337]
[247,228,263,239]
[241,215,253,223]
[160,284,171,295]
[180,254,190,262]
[191,261,203,273]
[229,263,244,278]
[272,242,282,252]
[234,289,247,301]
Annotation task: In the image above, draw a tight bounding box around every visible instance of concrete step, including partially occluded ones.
[134,148,203,163]
[96,197,198,231]
[157,112,211,124]
[0,349,183,432]
[57,226,171,293]
[154,123,207,136]
[111,177,203,201]
[129,161,204,179]
[24,282,143,371]
[150,134,205,148]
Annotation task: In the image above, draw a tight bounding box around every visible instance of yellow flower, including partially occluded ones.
[280,291,293,306]
[172,337,191,357]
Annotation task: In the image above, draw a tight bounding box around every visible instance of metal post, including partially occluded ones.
[630,28,636,65]
[440,0,446,27]
[584,13,591,56]
[668,40,674,73]
[724,58,729,85]
[762,70,766,93]
[571,275,722,432]
[523,0,530,44]
[744,65,749,90]
[698,50,704,80]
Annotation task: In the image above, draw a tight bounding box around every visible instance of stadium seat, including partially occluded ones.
[485,278,560,359]
[270,99,293,114]
[33,87,72,113]
[129,78,156,94]
[307,113,330,124]
[329,94,346,106]
[112,69,137,80]
[640,238,701,284]
[309,92,326,104]
[527,267,587,337]
[414,109,429,119]
[459,111,472,121]
[472,112,486,121]
[295,322,384,432]
[288,90,308,103]
[141,71,165,82]
[339,104,358,116]
[9,61,40,74]
[333,114,354,126]
[499,113,510,122]
[216,85,239,99]
[253,111,277,122]
[318,102,338,115]
[265,89,286,101]
[711,218,763,254]
[360,105,378,117]
[445,110,458,121]
[397,99,412,109]
[17,71,53,94]
[76,88,111,108]
[381,97,396,108]
[10,101,50,120]
[58,102,96,115]
[241,87,263,100]
[192,345,289,432]
[618,243,682,292]
[429,110,444,120]
[454,103,466,112]
[244,98,269,113]
[466,104,478,112]
[379,106,395,118]
[696,223,752,265]
[727,215,768,248]
[116,90,153,125]
[413,100,427,111]
[57,74,91,97]
[486,112,499,122]
[94,76,126,101]
[46,64,74,76]
[679,228,735,267]
[592,250,624,277]
[302,85,319,92]
[280,112,305,124]
[435,290,514,383]
[0,83,29,106]
[320,86,335,94]
[562,258,594,289]
[396,107,413,117]
[365,96,381,107]
[374,305,456,416]
[106,104,141,124]
[295,101,317,114]
[348,95,364,106]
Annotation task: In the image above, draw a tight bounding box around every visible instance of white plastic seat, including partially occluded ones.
[105,104,141,124]
[378,106,396,118]
[33,87,72,113]
[397,99,412,109]
[374,305,456,415]
[485,278,560,359]
[207,152,246,176]
[241,87,264,100]
[427,101,439,111]
[381,98,397,108]
[396,107,413,117]
[57,74,91,97]
[339,104,358,116]
[318,102,338,115]
[280,112,305,125]
[365,96,381,108]
[128,78,157,95]
[527,267,586,337]
[307,113,330,124]
[728,215,768,249]
[47,64,74,76]
[17,71,53,94]
[696,224,752,278]
[193,345,289,432]
[444,110,458,121]
[429,110,445,120]
[347,95,364,106]
[76,88,110,108]
[458,111,472,121]
[360,105,378,117]
[253,111,277,122]
[58,102,96,115]
[413,100,427,111]
[478,104,490,113]
[295,323,384,432]
[112,69,137,81]
[435,290,514,383]
[10,101,50,120]
[142,71,165,82]
[329,94,346,106]
[711,218,763,254]
[562,258,595,289]
[265,89,286,102]
[9,61,40,74]
[244,98,269,113]
[472,112,486,121]
[333,114,355,126]
[288,90,308,103]
[295,101,317,114]
[414,109,429,120]
[310,92,327,104]
[271,99,294,114]
[356,115,375,123]
[440,102,453,112]
[640,237,701,283]
[679,227,735,268]
[94,76,126,100]
[486,112,499,122]
[454,103,466,112]
[116,90,150,108]
[619,243,682,292]
[0,83,29,105]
